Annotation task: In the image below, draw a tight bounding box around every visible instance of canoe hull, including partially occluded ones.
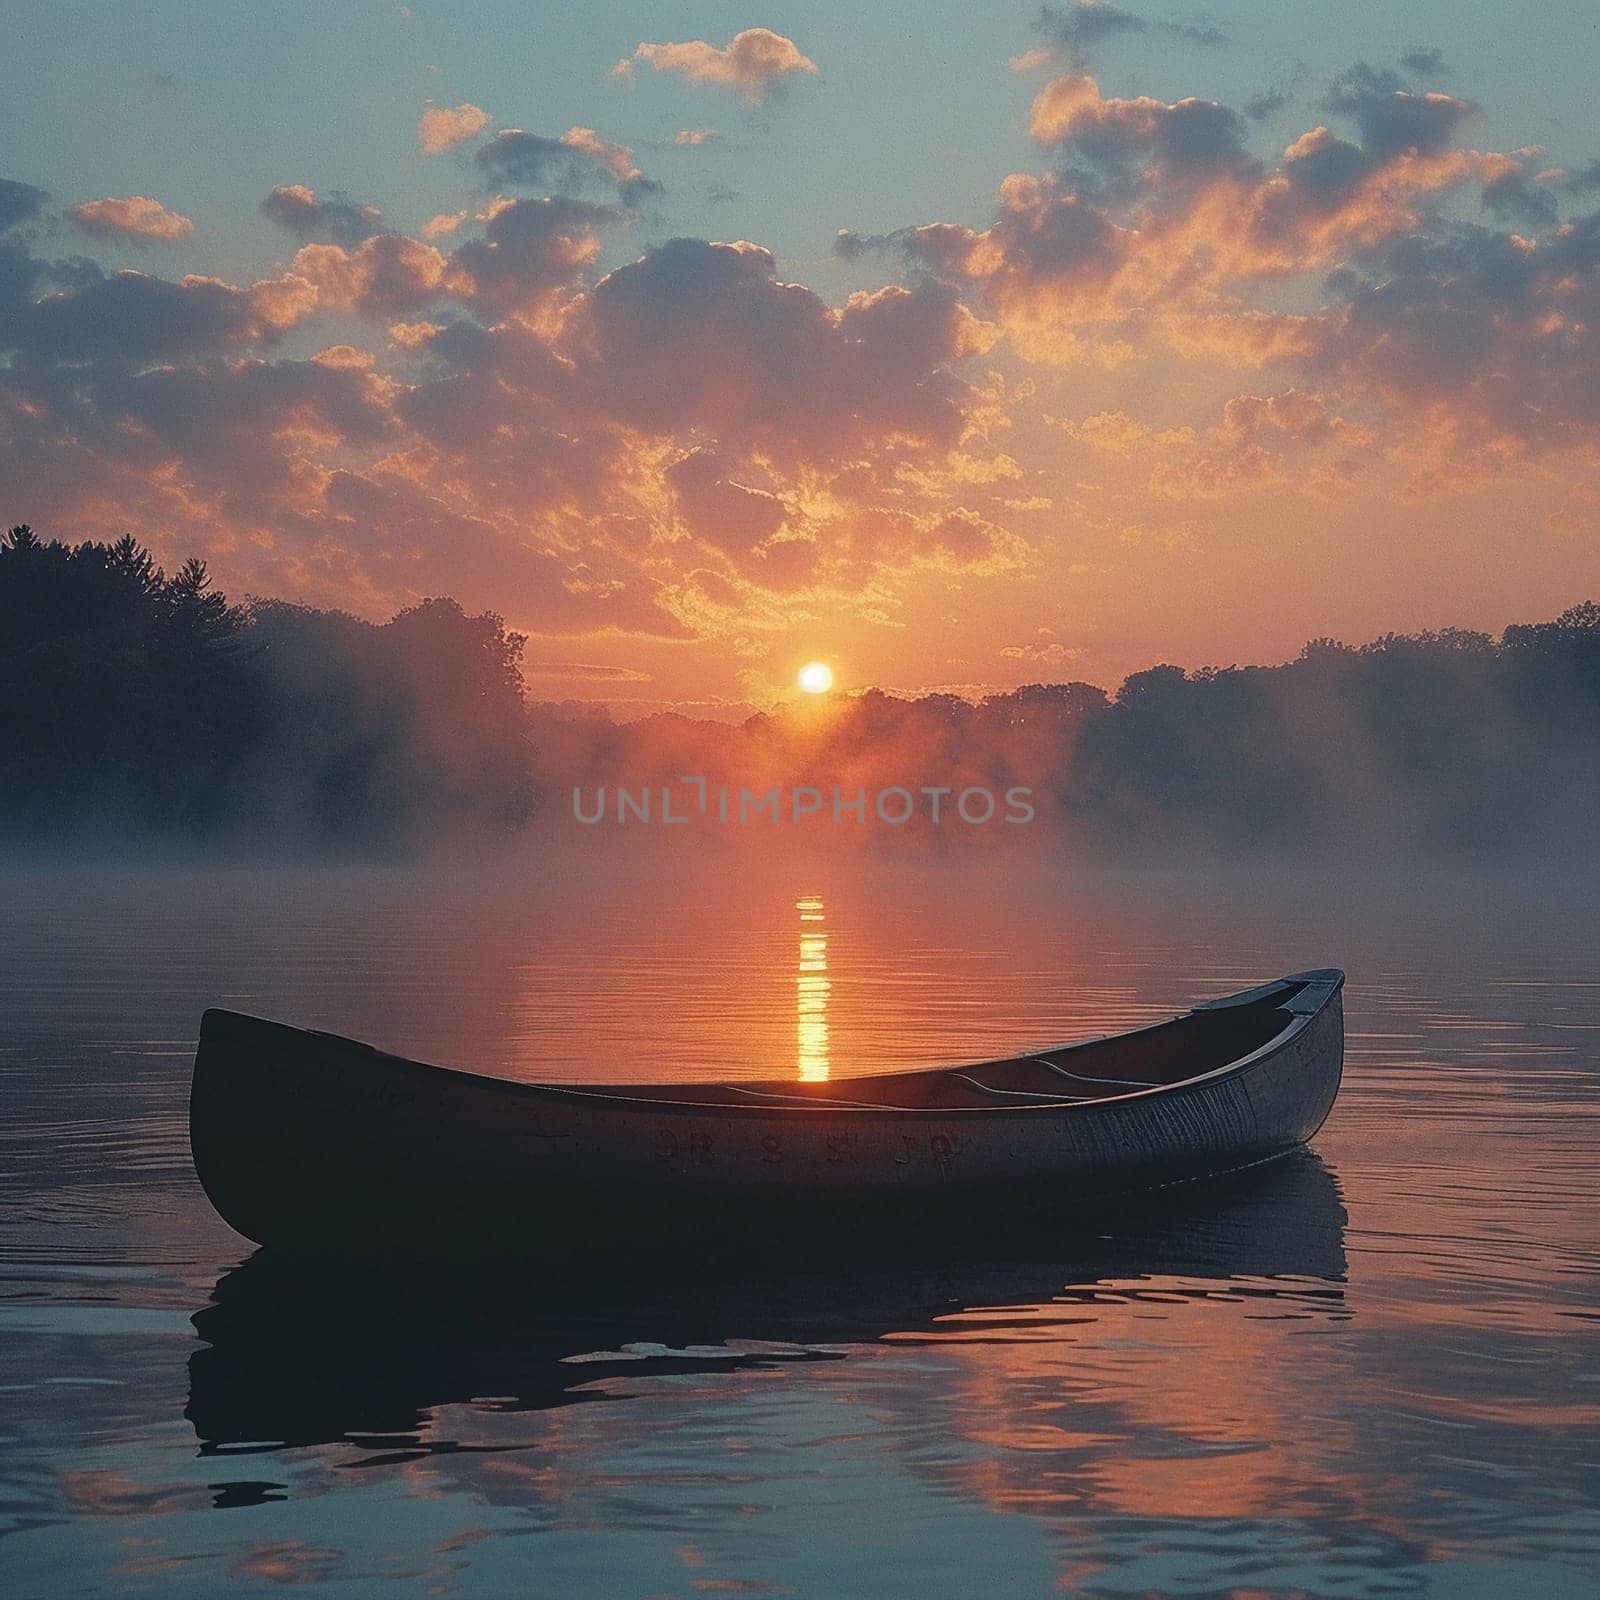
[190,976,1343,1259]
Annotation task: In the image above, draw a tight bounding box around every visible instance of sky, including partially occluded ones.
[3,1,1599,715]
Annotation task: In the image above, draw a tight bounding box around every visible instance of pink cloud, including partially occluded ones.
[559,126,644,183]
[291,233,455,317]
[617,29,817,105]
[8,48,1600,673]
[2,181,1002,646]
[843,70,1529,375]
[67,195,193,243]
[418,102,491,154]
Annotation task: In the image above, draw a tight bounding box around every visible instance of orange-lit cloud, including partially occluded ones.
[1059,390,1376,501]
[559,126,645,184]
[475,127,658,199]
[616,29,818,104]
[66,194,193,242]
[418,101,491,153]
[260,184,384,245]
[843,70,1520,367]
[5,42,1600,707]
[290,232,455,316]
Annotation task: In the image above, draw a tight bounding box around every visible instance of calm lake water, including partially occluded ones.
[2,849,1598,1598]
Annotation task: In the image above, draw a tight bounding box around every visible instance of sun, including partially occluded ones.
[797,660,834,695]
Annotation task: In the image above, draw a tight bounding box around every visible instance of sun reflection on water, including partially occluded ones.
[796,895,829,1080]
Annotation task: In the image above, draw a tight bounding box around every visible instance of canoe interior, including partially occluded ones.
[563,981,1314,1110]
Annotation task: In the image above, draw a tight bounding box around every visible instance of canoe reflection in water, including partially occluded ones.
[186,1151,1346,1465]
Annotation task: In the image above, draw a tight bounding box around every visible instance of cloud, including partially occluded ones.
[859,45,1600,472]
[1480,168,1559,226]
[667,448,789,552]
[311,344,374,370]
[1148,443,1285,499]
[67,195,194,243]
[1244,87,1294,123]
[11,42,1595,673]
[801,505,1033,584]
[418,102,491,154]
[1056,408,1153,452]
[1399,47,1447,77]
[2,206,740,649]
[582,239,981,464]
[1010,48,1055,74]
[1001,634,1085,667]
[1295,215,1600,456]
[299,196,611,327]
[1028,72,1255,183]
[522,661,653,681]
[260,185,384,245]
[290,232,454,317]
[673,128,720,147]
[1035,3,1230,70]
[559,127,647,185]
[1321,62,1475,160]
[0,178,49,233]
[448,195,612,315]
[1184,388,1369,485]
[1036,2,1147,68]
[1056,389,1372,500]
[1,172,1005,651]
[1244,63,1306,125]
[2,259,312,366]
[896,507,1031,575]
[86,356,396,493]
[1565,160,1600,194]
[844,68,1522,369]
[617,29,818,105]
[474,127,658,198]
[1218,389,1365,446]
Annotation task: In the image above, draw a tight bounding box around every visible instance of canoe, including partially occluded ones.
[190,969,1343,1259]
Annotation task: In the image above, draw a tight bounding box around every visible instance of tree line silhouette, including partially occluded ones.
[0,526,535,848]
[530,613,1598,856]
[3,524,1596,855]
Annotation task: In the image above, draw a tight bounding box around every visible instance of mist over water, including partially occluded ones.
[3,853,1598,1596]
[5,526,1596,862]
